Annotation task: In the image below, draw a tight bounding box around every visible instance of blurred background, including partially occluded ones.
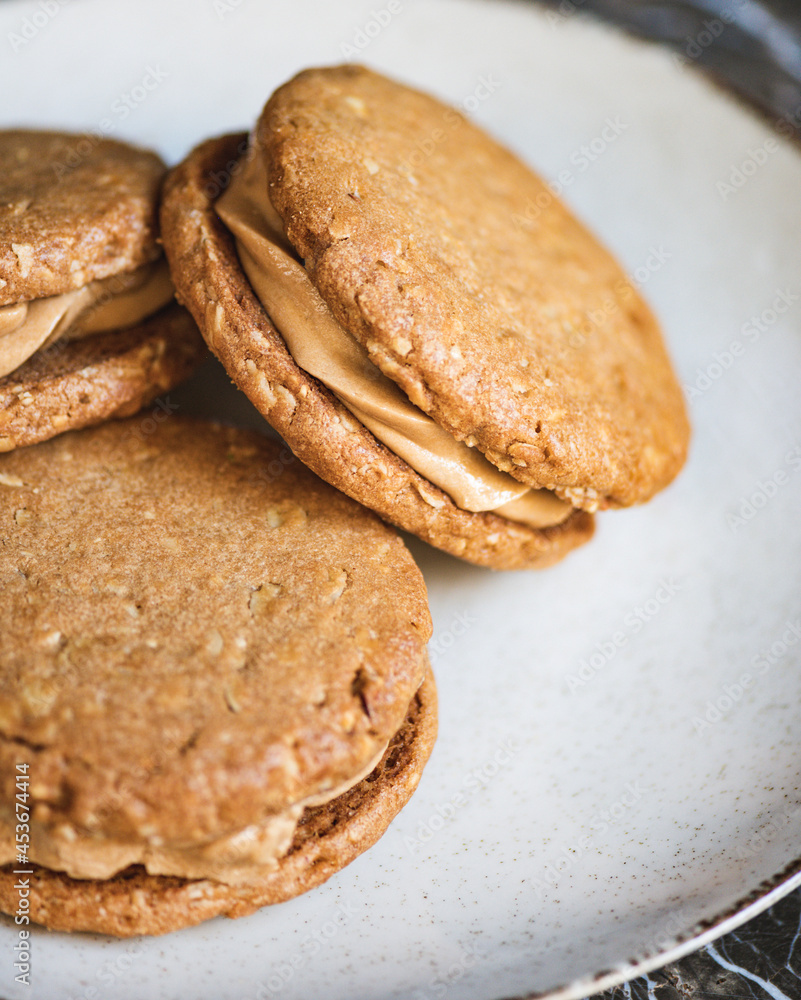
[1,1,799,998]
[536,0,801,138]
[542,5,801,997]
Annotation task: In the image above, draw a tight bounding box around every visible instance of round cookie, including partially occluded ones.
[0,674,435,937]
[0,418,434,935]
[161,133,594,570]
[0,304,207,452]
[0,130,163,305]
[259,65,690,511]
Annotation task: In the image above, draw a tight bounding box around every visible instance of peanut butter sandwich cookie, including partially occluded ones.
[161,66,689,570]
[0,418,436,936]
[0,129,206,451]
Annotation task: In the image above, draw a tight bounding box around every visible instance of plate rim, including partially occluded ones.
[506,6,801,995]
[511,859,801,999]
[1,3,800,998]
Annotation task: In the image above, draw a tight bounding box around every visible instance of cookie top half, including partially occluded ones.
[0,419,431,848]
[259,66,689,509]
[0,130,164,305]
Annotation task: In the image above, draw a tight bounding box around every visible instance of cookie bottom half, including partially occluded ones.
[0,671,437,937]
[0,304,206,453]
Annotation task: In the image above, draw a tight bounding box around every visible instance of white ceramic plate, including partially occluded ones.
[1,1,800,997]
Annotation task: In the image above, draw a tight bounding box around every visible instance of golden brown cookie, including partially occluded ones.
[0,418,435,935]
[0,673,436,937]
[0,304,207,453]
[259,66,689,511]
[0,130,163,305]
[0,130,206,447]
[161,132,594,571]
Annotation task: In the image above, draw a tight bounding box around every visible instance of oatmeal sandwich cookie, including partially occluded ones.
[0,129,206,451]
[161,66,689,570]
[0,418,436,936]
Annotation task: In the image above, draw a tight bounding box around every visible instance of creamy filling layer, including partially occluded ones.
[0,740,388,886]
[0,259,175,379]
[215,145,571,530]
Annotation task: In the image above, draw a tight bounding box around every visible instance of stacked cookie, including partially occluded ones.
[0,130,204,451]
[162,66,688,570]
[0,66,688,937]
[0,422,435,935]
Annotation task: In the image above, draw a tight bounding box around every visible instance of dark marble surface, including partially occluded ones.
[585,885,801,998]
[529,1,801,997]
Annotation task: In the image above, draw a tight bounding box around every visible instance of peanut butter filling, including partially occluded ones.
[0,740,388,886]
[0,259,175,379]
[215,145,571,530]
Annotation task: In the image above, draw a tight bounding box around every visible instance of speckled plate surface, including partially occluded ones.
[1,1,800,998]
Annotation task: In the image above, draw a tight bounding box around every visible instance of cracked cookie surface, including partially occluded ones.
[0,672,436,936]
[0,418,431,853]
